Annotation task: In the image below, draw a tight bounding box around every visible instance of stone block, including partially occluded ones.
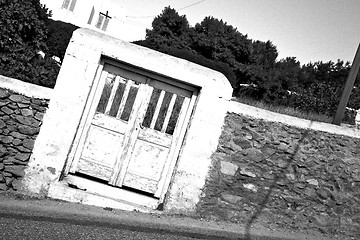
[306,179,319,186]
[12,138,22,146]
[14,116,39,127]
[17,103,29,108]
[4,165,26,177]
[3,172,12,177]
[7,124,17,132]
[10,132,27,139]
[7,103,18,109]
[0,89,10,99]
[34,112,45,121]
[0,183,8,191]
[11,179,22,190]
[31,105,47,112]
[2,115,10,121]
[3,157,16,165]
[18,125,39,135]
[220,161,238,176]
[31,98,43,105]
[0,146,7,158]
[286,173,296,181]
[0,120,5,128]
[15,152,31,161]
[243,148,265,163]
[220,193,243,204]
[9,94,30,103]
[11,159,28,165]
[5,176,13,186]
[1,106,13,115]
[20,109,33,117]
[316,188,331,200]
[243,183,258,192]
[15,146,31,153]
[2,136,14,144]
[22,139,35,150]
[233,138,252,149]
[239,169,256,178]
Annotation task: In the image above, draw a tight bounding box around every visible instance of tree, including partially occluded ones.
[250,40,278,69]
[0,0,59,88]
[134,6,357,122]
[192,17,251,65]
[141,6,192,52]
[191,17,253,90]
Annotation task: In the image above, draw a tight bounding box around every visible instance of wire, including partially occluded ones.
[126,0,207,19]
[177,0,206,11]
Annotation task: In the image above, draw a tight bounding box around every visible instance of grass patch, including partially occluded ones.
[233,96,334,123]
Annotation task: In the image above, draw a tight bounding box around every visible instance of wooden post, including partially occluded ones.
[332,43,360,125]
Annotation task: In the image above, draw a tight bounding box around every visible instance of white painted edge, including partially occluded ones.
[0,75,53,99]
[47,181,159,214]
[228,100,360,139]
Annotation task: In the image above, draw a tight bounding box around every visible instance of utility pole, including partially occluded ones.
[332,43,360,125]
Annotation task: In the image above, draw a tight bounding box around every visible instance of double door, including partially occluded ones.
[67,63,196,198]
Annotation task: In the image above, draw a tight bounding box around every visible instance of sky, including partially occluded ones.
[113,0,360,65]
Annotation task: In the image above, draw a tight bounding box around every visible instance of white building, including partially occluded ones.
[40,0,145,41]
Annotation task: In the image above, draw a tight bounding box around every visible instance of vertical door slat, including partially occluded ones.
[150,90,165,129]
[104,76,120,115]
[161,93,176,133]
[116,80,133,119]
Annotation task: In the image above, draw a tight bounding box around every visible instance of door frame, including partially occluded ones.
[63,58,199,206]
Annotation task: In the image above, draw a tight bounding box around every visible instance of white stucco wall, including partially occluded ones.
[40,0,137,41]
[228,100,360,139]
[21,28,232,213]
[0,75,53,99]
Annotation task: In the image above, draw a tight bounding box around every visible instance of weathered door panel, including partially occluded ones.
[70,65,146,181]
[117,85,192,195]
[68,62,197,200]
[122,141,168,193]
[77,125,124,180]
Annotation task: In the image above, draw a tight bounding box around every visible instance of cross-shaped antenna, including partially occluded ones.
[97,10,112,31]
[100,10,112,20]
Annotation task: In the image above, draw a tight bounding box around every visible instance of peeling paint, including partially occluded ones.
[47,167,56,175]
[48,144,60,156]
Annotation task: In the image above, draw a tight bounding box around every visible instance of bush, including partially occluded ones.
[45,19,79,62]
[0,0,59,88]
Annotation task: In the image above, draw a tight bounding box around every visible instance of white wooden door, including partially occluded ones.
[68,63,196,197]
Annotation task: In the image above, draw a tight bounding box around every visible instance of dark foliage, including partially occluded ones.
[134,40,236,86]
[135,6,360,123]
[45,19,79,61]
[2,3,358,123]
[0,0,59,88]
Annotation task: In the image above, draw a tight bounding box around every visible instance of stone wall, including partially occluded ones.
[0,76,51,192]
[196,111,360,239]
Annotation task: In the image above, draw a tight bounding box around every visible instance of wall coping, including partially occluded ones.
[0,75,53,99]
[228,100,360,139]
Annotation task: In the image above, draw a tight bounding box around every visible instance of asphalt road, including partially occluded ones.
[0,210,294,240]
[0,213,207,240]
[0,193,329,240]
